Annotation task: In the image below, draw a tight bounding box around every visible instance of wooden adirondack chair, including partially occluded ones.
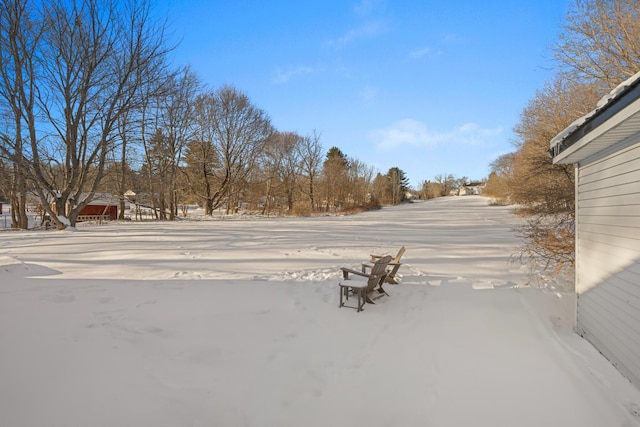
[362,246,405,284]
[339,255,392,312]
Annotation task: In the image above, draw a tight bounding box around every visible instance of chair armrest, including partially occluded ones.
[341,268,388,283]
[363,261,399,269]
[341,267,373,280]
[362,261,399,272]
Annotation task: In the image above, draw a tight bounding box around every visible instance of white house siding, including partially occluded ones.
[575,137,640,388]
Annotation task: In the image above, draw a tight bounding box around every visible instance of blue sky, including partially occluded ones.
[157,0,570,187]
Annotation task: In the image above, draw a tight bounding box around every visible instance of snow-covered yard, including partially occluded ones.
[1,195,639,427]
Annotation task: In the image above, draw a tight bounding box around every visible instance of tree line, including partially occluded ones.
[0,0,414,230]
[484,0,640,272]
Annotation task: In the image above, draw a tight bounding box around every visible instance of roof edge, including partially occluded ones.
[549,72,640,159]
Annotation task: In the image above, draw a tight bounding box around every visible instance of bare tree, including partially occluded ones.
[113,110,136,220]
[186,86,273,215]
[0,0,170,229]
[495,0,640,272]
[295,130,323,211]
[260,131,303,214]
[370,167,409,206]
[0,159,13,219]
[433,173,456,196]
[555,0,640,89]
[0,0,39,228]
[510,75,600,271]
[142,69,199,219]
[417,180,441,200]
[111,61,168,221]
[142,128,171,218]
[484,153,515,204]
[511,76,598,215]
[183,132,219,215]
[370,173,385,204]
[346,158,376,208]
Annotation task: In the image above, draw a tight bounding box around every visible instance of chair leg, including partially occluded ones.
[378,283,389,296]
[365,292,375,304]
[386,266,401,284]
[339,285,369,312]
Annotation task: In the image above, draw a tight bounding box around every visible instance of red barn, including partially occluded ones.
[78,202,118,221]
[74,193,124,222]
[48,193,124,222]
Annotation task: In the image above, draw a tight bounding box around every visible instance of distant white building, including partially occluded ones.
[458,182,485,196]
[549,71,640,389]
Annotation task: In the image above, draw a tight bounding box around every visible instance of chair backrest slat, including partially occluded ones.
[393,246,406,264]
[367,255,392,290]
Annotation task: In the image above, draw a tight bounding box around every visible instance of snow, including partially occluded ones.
[596,70,640,109]
[548,109,599,149]
[56,215,71,227]
[550,70,640,150]
[1,195,639,427]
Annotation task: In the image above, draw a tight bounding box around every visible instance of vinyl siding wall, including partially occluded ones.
[576,137,640,388]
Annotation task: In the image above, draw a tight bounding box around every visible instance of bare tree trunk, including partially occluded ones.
[296,131,323,212]
[0,0,35,229]
[0,0,170,229]
[186,86,273,216]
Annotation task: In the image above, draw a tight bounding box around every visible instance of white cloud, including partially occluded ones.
[325,21,387,49]
[359,85,379,104]
[272,65,316,84]
[353,0,377,17]
[442,32,463,44]
[370,119,503,150]
[410,46,442,59]
[410,47,431,58]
